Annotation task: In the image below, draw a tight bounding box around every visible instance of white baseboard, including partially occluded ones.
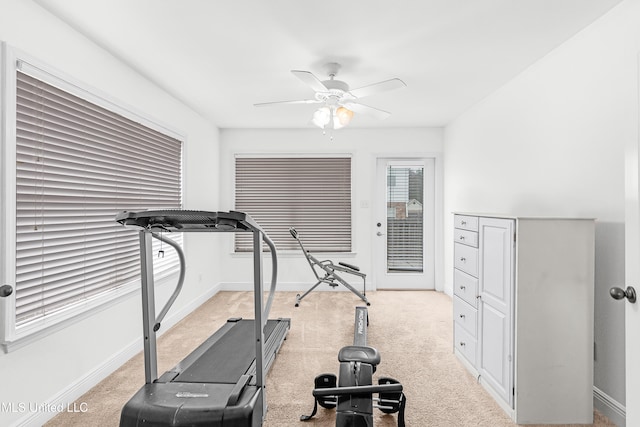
[594,386,625,427]
[219,281,377,292]
[13,284,222,427]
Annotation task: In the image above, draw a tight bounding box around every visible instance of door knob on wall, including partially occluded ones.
[0,285,13,297]
[609,286,636,303]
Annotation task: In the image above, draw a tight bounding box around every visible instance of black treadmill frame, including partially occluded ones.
[116,209,283,423]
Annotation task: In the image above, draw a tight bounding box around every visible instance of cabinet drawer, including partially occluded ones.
[454,243,478,277]
[453,296,477,337]
[454,228,478,247]
[454,323,477,366]
[454,215,478,231]
[454,269,479,307]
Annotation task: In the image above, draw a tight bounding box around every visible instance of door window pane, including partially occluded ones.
[386,166,423,272]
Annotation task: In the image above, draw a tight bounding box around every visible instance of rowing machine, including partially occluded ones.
[300,306,406,426]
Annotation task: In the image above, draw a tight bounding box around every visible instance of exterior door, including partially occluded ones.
[374,158,434,289]
[478,217,514,407]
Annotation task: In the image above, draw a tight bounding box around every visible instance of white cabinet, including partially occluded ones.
[452,214,595,424]
[477,217,513,407]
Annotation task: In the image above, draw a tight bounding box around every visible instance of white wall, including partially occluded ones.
[5,0,633,424]
[443,1,638,424]
[0,1,221,425]
[219,128,444,291]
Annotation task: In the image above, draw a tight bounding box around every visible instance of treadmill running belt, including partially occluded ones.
[174,319,278,384]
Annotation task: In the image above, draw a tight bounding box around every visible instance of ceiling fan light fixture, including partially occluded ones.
[336,106,354,126]
[312,106,331,128]
[312,106,354,130]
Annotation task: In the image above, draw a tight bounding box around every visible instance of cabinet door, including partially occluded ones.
[478,217,514,407]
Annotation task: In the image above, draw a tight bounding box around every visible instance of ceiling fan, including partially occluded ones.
[254,62,406,130]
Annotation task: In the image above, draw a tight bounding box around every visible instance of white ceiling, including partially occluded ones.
[35,0,621,129]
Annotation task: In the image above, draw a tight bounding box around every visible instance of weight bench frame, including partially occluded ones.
[289,227,369,307]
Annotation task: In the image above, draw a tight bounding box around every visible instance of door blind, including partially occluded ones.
[235,157,351,252]
[15,70,183,326]
[386,166,424,271]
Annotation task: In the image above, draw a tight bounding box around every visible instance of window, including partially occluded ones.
[386,165,424,272]
[234,156,351,252]
[2,51,183,345]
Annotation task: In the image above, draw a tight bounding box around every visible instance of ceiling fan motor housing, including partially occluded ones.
[322,79,349,93]
[315,79,355,106]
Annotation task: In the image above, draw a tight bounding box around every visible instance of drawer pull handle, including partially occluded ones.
[459,314,465,319]
[459,236,465,240]
[461,220,467,225]
[459,285,466,290]
[460,257,466,262]
[459,342,466,347]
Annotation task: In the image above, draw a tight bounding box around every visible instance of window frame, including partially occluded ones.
[232,153,356,255]
[0,44,185,351]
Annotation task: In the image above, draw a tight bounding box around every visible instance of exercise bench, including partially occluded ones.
[289,227,369,307]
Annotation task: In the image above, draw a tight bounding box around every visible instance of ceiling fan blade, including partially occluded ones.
[254,99,321,107]
[343,102,391,120]
[349,78,406,99]
[291,70,329,93]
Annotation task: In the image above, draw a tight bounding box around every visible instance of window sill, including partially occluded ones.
[2,272,179,353]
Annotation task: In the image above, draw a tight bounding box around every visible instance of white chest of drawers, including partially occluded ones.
[452,214,595,424]
[452,214,480,368]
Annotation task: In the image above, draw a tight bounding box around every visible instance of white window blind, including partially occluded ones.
[14,70,183,327]
[235,157,351,252]
[386,166,423,272]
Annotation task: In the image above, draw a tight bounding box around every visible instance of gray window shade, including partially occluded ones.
[15,70,182,326]
[235,157,351,252]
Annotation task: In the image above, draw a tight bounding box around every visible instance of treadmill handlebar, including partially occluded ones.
[151,232,186,332]
[116,209,279,327]
[262,232,277,322]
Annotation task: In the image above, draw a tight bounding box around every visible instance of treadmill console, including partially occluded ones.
[115,209,261,233]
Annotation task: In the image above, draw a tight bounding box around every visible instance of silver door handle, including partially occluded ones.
[610,286,637,303]
[376,232,384,236]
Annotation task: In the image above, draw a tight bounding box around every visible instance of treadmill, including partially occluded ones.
[116,210,291,427]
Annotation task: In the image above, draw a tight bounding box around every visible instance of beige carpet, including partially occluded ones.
[46,290,616,427]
